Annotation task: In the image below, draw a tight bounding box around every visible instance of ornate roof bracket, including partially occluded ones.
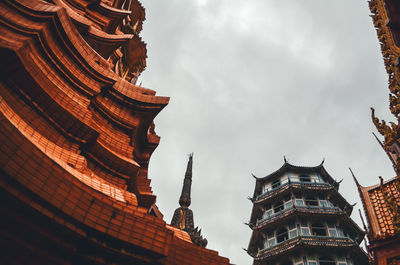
[371,108,400,174]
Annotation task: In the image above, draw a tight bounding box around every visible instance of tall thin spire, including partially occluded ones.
[170,153,208,248]
[179,153,193,207]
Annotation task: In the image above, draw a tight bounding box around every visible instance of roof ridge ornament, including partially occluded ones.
[371,108,400,174]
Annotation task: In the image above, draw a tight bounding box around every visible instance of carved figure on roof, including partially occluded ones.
[371,108,400,174]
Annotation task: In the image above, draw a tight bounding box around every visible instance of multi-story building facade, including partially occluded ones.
[247,161,369,265]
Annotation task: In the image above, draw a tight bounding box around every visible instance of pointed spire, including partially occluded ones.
[349,168,362,193]
[171,153,208,247]
[284,156,287,163]
[179,153,193,207]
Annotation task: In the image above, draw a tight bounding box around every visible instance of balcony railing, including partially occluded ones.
[256,235,355,260]
[255,205,342,228]
[255,181,331,202]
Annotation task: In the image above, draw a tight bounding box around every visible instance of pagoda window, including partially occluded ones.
[299,174,312,183]
[336,227,344,237]
[300,220,310,235]
[327,221,338,237]
[263,238,269,249]
[291,175,299,182]
[295,198,304,206]
[268,238,276,247]
[281,176,289,184]
[273,201,284,213]
[319,256,336,265]
[263,183,271,194]
[276,227,289,243]
[263,205,273,219]
[328,228,337,237]
[305,197,319,207]
[288,221,298,238]
[285,199,293,209]
[311,222,327,236]
[272,179,281,189]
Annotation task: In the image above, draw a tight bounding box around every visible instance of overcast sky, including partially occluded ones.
[139,1,395,264]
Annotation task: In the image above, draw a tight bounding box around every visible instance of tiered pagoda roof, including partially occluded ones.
[0,0,231,264]
[247,161,368,265]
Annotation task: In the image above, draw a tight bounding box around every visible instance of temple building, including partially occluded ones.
[350,1,400,265]
[247,161,369,265]
[0,0,230,264]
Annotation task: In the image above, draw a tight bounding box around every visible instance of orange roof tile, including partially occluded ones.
[359,177,400,241]
[166,225,193,244]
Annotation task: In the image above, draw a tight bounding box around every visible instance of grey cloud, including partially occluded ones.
[140,1,395,264]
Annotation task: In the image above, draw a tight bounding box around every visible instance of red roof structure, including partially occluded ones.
[353,1,400,264]
[0,0,231,264]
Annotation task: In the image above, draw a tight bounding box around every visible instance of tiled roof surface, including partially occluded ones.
[166,225,193,244]
[360,177,400,240]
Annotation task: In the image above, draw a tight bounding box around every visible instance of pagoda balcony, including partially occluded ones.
[255,181,332,203]
[255,235,356,261]
[255,205,343,229]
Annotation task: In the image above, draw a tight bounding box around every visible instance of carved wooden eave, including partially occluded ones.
[369,0,400,174]
[62,0,131,33]
[0,0,169,210]
[128,0,146,34]
[58,0,148,80]
[123,34,148,75]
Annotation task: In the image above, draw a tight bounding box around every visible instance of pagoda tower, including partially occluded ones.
[0,0,230,264]
[171,154,208,247]
[247,161,369,265]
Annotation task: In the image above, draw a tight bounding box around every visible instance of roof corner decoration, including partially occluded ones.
[371,108,400,174]
[369,0,400,175]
